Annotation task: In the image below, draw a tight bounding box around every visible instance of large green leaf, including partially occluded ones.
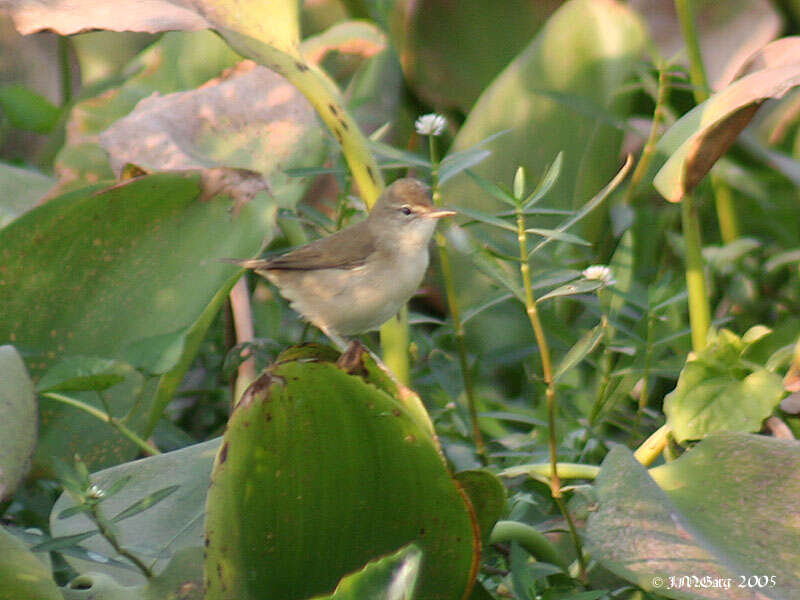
[51,438,221,586]
[391,0,562,112]
[0,346,37,501]
[205,346,479,600]
[587,434,800,599]
[0,173,273,472]
[664,328,785,443]
[0,525,61,600]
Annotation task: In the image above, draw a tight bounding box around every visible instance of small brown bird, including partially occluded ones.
[231,178,455,349]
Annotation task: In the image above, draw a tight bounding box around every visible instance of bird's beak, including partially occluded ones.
[423,207,457,219]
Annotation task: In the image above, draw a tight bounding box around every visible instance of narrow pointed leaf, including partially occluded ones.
[522,152,563,208]
[457,206,517,232]
[111,485,181,523]
[471,252,525,302]
[525,228,590,247]
[537,280,603,302]
[465,170,519,208]
[555,324,604,381]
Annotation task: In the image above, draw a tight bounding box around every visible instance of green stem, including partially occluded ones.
[674,0,709,104]
[681,194,711,351]
[42,392,160,456]
[489,521,569,571]
[632,314,656,442]
[515,208,586,581]
[429,135,486,463]
[89,503,153,578]
[58,36,72,106]
[634,423,671,466]
[501,462,600,480]
[675,0,740,242]
[711,173,739,243]
[381,309,409,384]
[624,67,670,205]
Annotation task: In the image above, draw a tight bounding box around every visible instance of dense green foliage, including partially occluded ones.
[1,1,799,599]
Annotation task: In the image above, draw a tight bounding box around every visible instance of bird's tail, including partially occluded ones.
[220,257,271,269]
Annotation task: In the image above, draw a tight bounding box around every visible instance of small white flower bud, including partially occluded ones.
[415,113,446,136]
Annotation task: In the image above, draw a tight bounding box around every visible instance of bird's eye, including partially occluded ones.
[400,205,412,216]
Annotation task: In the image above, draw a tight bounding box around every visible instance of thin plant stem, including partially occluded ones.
[675,0,740,243]
[230,276,257,405]
[674,0,710,103]
[428,135,486,463]
[632,314,656,442]
[711,174,739,242]
[624,67,670,205]
[514,208,586,582]
[57,36,72,106]
[42,392,160,456]
[88,502,153,578]
[681,194,711,351]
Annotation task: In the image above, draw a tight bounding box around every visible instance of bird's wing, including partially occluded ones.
[236,224,377,271]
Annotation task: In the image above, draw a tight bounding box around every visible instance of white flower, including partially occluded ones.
[87,484,105,499]
[415,113,446,136]
[582,265,616,286]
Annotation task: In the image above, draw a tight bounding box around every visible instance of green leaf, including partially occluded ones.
[0,526,61,600]
[392,0,559,111]
[664,329,785,443]
[554,324,604,382]
[111,485,180,523]
[465,169,518,208]
[439,147,491,185]
[471,251,525,303]
[0,346,37,501]
[312,545,422,600]
[36,356,130,393]
[51,438,221,586]
[0,162,54,227]
[537,280,603,303]
[0,84,60,133]
[529,155,632,257]
[31,530,98,553]
[522,151,562,209]
[587,435,800,598]
[0,173,275,473]
[524,228,590,247]
[370,140,431,169]
[205,349,478,600]
[457,206,517,232]
[455,470,506,544]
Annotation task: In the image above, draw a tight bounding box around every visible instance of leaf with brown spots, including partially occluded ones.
[99,60,325,206]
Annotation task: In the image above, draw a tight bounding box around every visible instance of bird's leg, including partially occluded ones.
[318,325,350,353]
